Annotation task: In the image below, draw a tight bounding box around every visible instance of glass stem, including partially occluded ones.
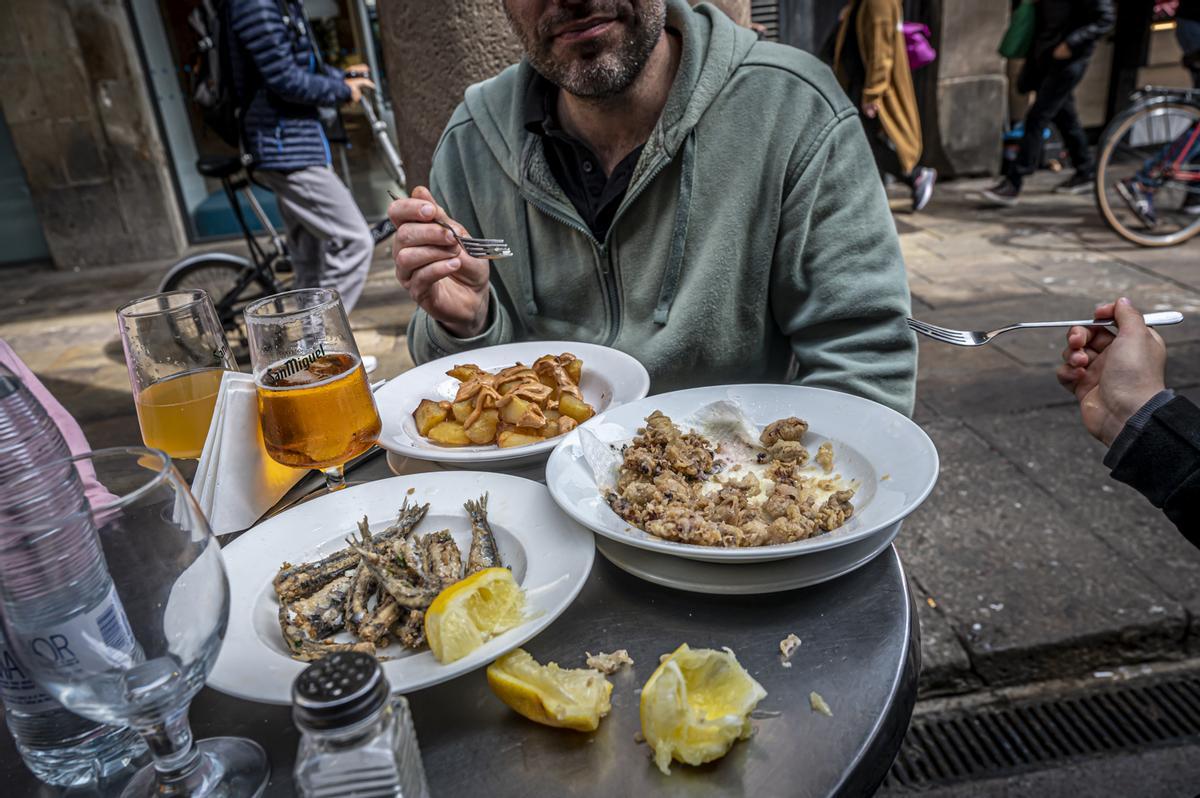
[323,464,347,491]
[138,705,219,795]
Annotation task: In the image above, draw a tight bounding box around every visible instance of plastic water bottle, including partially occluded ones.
[0,364,146,787]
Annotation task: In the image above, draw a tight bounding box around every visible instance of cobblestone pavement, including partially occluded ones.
[1,172,1197,707]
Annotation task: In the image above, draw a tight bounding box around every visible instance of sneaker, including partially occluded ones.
[911,167,937,212]
[981,178,1020,206]
[1182,192,1200,216]
[1115,178,1158,228]
[1053,171,1095,194]
[362,355,379,376]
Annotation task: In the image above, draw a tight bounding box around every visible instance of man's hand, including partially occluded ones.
[1056,297,1167,447]
[390,186,490,338]
[862,102,879,119]
[1053,41,1072,60]
[345,76,376,103]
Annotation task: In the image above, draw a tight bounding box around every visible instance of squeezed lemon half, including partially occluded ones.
[639,643,767,775]
[487,648,614,731]
[424,567,525,663]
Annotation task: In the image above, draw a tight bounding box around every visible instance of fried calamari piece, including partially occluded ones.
[760,417,809,447]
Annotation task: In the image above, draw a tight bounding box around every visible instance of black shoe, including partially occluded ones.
[1116,178,1158,228]
[911,167,937,212]
[1053,171,1095,195]
[981,178,1020,206]
[1182,191,1200,216]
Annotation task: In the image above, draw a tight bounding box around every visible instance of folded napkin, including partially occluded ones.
[193,372,308,535]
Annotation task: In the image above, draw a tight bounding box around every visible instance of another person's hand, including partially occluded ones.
[345,76,376,103]
[389,186,491,338]
[862,102,879,119]
[1053,41,1072,60]
[1056,297,1167,446]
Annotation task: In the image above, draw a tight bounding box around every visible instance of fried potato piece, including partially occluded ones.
[559,393,595,424]
[501,396,546,428]
[465,409,500,444]
[413,399,448,437]
[428,420,471,446]
[447,364,482,382]
[565,358,582,385]
[498,429,544,448]
[451,398,475,424]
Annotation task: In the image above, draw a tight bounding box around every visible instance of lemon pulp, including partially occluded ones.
[639,643,768,775]
[423,567,525,663]
[487,648,613,732]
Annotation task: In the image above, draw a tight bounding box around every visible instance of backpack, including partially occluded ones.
[187,0,242,148]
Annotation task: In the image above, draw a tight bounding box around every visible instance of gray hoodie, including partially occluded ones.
[408,0,917,415]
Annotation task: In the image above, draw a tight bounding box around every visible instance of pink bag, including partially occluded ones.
[903,22,937,70]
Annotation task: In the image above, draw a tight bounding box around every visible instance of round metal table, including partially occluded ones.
[0,457,919,797]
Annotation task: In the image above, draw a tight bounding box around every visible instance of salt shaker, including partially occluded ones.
[293,651,430,798]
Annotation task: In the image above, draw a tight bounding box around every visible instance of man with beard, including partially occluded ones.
[387,0,916,414]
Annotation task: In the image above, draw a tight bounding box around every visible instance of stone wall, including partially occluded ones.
[920,0,1009,176]
[0,0,185,269]
[378,1,523,190]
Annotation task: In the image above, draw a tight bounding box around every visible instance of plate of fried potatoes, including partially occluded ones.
[375,341,650,465]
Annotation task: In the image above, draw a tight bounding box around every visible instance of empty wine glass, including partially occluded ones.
[0,447,268,797]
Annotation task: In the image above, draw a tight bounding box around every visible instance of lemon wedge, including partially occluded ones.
[424,567,525,663]
[639,643,767,775]
[487,648,613,732]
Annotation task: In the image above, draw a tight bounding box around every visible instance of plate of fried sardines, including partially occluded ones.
[208,472,595,705]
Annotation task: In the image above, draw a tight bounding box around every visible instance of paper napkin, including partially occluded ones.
[192,371,307,535]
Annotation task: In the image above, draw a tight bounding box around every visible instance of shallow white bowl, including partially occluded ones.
[375,341,649,466]
[545,384,938,564]
[208,472,595,705]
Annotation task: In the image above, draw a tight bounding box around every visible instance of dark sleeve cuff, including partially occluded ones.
[1106,396,1200,511]
[1104,389,1175,469]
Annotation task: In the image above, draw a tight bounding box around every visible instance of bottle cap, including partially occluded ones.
[292,651,389,731]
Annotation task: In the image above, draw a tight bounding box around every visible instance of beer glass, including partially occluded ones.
[244,288,380,491]
[117,290,236,459]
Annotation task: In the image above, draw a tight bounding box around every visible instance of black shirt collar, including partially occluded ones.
[522,72,563,137]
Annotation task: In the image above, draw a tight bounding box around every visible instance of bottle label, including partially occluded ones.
[18,585,140,680]
[0,638,57,714]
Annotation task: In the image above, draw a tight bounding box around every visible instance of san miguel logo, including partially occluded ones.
[267,344,325,383]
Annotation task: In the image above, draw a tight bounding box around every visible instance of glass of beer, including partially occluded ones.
[244,288,380,491]
[117,290,236,459]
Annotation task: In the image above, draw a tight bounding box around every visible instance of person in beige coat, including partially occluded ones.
[833,0,936,211]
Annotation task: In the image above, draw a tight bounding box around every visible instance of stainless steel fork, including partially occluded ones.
[907,311,1184,347]
[385,190,512,259]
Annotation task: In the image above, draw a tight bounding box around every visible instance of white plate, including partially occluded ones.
[208,472,595,705]
[375,341,650,466]
[545,384,938,564]
[595,523,901,595]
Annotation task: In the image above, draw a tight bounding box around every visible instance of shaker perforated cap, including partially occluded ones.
[292,651,388,731]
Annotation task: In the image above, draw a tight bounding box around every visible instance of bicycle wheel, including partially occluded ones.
[1095,100,1200,247]
[160,254,283,354]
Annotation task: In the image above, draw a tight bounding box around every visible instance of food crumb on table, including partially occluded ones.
[779,633,801,667]
[810,691,833,717]
[586,649,634,674]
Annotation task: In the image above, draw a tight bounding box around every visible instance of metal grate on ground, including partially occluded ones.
[750,0,779,41]
[883,671,1200,791]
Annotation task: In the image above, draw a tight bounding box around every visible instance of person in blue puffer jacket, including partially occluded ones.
[230,0,376,312]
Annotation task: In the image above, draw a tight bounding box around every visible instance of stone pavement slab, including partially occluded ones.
[899,418,1188,686]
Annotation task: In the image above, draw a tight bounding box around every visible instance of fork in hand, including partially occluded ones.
[385,190,512,259]
[907,311,1184,347]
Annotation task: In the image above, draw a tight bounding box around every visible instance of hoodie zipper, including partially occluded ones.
[523,149,674,348]
[522,194,622,346]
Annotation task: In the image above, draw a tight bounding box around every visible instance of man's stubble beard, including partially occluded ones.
[504,0,667,100]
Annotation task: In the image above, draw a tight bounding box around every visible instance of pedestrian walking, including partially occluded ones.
[833,0,937,212]
[984,0,1115,206]
[230,0,376,313]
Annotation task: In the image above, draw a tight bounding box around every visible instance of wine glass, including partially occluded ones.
[117,290,237,460]
[244,288,381,491]
[0,447,269,797]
